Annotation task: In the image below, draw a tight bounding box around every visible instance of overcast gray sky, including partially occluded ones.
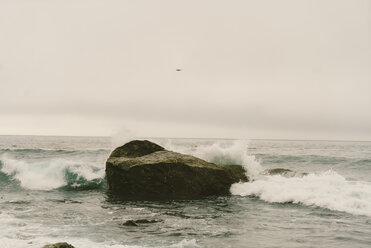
[0,0,370,140]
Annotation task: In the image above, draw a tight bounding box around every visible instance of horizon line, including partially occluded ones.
[0,133,370,143]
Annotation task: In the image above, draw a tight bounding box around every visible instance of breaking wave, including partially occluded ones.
[159,139,262,179]
[159,139,371,217]
[231,170,371,216]
[0,155,106,191]
[158,139,371,217]
[2,139,371,218]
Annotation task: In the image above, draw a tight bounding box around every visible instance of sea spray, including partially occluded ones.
[158,139,371,216]
[157,139,263,179]
[231,170,371,216]
[0,155,105,190]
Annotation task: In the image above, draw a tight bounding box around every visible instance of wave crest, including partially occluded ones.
[0,155,106,191]
[231,170,371,216]
[158,139,263,179]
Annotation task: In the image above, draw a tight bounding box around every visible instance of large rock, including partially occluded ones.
[106,140,248,199]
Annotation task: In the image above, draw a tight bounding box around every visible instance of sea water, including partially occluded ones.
[0,135,370,248]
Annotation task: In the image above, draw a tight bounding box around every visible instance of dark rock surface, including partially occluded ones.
[265,168,308,177]
[106,140,248,199]
[109,140,164,158]
[134,219,162,224]
[122,220,138,226]
[122,219,162,226]
[267,168,294,175]
[42,242,75,248]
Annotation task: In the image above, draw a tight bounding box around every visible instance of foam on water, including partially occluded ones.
[0,237,199,248]
[0,210,200,248]
[162,139,371,217]
[231,170,371,216]
[0,155,105,190]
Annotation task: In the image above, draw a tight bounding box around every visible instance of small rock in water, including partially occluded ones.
[42,242,75,248]
[267,168,293,175]
[134,219,161,224]
[266,168,308,177]
[122,219,161,226]
[122,220,139,226]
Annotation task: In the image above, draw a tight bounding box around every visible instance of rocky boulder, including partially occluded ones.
[106,140,248,199]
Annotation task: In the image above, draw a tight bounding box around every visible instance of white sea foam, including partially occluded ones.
[231,170,371,216]
[0,237,199,248]
[0,155,105,190]
[0,212,199,248]
[159,139,262,179]
[160,139,371,217]
[169,239,199,248]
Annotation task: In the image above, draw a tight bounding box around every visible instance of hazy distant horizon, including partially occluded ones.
[1,133,370,143]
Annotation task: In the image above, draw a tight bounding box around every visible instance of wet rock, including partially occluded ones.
[42,242,75,248]
[134,219,162,224]
[267,168,294,175]
[106,140,248,199]
[122,220,138,226]
[265,168,308,177]
[122,219,162,226]
[109,140,164,158]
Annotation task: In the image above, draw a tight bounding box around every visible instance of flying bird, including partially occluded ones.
[176,69,182,71]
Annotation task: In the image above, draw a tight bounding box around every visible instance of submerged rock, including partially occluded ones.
[122,219,162,226]
[106,140,247,199]
[42,242,75,248]
[267,168,294,175]
[265,168,308,177]
[134,219,161,224]
[122,220,138,226]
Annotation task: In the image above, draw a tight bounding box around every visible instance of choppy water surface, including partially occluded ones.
[0,136,371,247]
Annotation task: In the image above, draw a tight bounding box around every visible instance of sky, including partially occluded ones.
[0,0,370,140]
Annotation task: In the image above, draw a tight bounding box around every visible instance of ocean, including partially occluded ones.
[0,135,370,248]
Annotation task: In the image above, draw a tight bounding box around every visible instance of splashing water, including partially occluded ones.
[231,170,371,216]
[0,155,105,190]
[158,139,263,180]
[157,139,371,217]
